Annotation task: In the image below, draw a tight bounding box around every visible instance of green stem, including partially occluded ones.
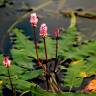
[20,90,29,96]
[33,27,39,63]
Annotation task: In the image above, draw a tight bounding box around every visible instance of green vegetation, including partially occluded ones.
[0,0,4,5]
[0,12,96,96]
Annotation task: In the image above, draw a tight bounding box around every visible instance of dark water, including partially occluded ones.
[64,0,96,39]
[0,0,96,54]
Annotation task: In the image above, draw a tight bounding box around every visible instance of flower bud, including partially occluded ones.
[3,56,11,68]
[53,28,60,38]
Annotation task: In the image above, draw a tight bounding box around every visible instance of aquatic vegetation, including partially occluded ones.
[30,13,38,27]
[40,23,48,64]
[30,13,40,65]
[0,12,96,96]
[3,56,15,96]
[52,28,60,72]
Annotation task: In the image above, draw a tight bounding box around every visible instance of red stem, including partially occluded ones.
[43,37,49,90]
[33,27,39,63]
[43,38,48,67]
[56,37,58,59]
[54,37,58,72]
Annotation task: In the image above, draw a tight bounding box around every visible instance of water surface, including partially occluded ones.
[0,0,96,54]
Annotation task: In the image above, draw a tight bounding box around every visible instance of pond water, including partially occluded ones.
[0,0,96,54]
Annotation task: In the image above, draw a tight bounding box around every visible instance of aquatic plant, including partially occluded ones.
[40,23,48,65]
[0,12,96,96]
[3,56,15,96]
[40,23,49,90]
[52,28,60,72]
[30,13,40,65]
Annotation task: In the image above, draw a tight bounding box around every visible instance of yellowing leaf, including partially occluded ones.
[80,72,88,77]
[71,60,82,65]
[83,79,96,93]
[0,81,3,85]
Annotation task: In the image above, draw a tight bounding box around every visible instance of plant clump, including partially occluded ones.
[0,12,96,96]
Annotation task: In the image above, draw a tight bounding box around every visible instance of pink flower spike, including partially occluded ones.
[40,23,48,38]
[53,28,60,38]
[30,13,38,27]
[3,56,11,68]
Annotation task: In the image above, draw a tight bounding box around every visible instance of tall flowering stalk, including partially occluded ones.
[53,28,60,72]
[40,23,49,89]
[30,13,40,65]
[3,56,15,96]
[40,23,48,67]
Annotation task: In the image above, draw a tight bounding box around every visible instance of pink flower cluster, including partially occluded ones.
[30,13,38,27]
[40,23,48,38]
[30,13,48,38]
[53,28,60,38]
[3,56,11,67]
[30,13,60,38]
